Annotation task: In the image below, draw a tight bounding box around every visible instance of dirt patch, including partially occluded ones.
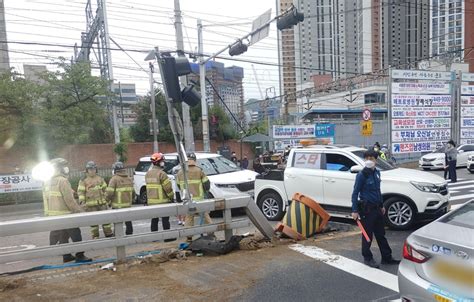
[0,278,26,292]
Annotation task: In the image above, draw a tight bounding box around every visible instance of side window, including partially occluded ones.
[293,151,322,169]
[164,159,179,174]
[463,145,474,152]
[325,153,357,172]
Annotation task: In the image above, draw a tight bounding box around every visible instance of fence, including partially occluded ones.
[68,167,135,180]
[0,196,273,263]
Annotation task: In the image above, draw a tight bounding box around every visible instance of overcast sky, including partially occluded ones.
[4,0,280,99]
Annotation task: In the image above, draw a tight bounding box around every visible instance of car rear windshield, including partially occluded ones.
[135,161,151,172]
[352,151,396,171]
[440,202,474,229]
[198,156,239,176]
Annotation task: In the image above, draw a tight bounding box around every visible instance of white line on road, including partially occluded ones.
[448,180,474,187]
[450,194,474,201]
[289,244,399,293]
[450,204,464,211]
[447,185,474,190]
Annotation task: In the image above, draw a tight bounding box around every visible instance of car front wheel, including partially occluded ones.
[138,187,147,205]
[384,197,416,230]
[258,192,284,221]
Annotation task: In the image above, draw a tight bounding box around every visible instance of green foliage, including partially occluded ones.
[209,105,237,142]
[113,142,128,163]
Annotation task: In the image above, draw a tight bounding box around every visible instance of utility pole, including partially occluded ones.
[118,81,124,124]
[198,19,211,152]
[174,0,195,151]
[149,62,159,153]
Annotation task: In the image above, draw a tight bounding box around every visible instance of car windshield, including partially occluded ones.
[197,156,240,176]
[135,161,151,172]
[440,201,474,229]
[351,151,396,171]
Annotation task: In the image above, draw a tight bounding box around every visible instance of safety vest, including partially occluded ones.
[145,166,173,205]
[177,165,209,201]
[43,175,74,216]
[106,172,133,209]
[77,175,107,207]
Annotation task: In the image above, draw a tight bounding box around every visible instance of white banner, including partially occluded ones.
[392,83,451,94]
[392,107,451,118]
[0,174,42,193]
[461,72,474,82]
[392,129,451,143]
[391,94,452,107]
[273,125,315,139]
[461,106,474,117]
[461,85,474,95]
[460,138,474,145]
[391,69,453,81]
[392,141,445,154]
[461,96,474,106]
[460,129,474,139]
[461,118,474,128]
[391,118,451,130]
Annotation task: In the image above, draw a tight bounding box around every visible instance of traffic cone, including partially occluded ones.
[275,193,330,240]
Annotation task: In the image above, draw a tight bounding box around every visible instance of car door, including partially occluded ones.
[321,151,359,208]
[457,145,474,166]
[285,150,325,204]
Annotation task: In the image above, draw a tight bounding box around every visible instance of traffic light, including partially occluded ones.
[229,41,248,56]
[277,7,304,30]
[160,54,201,107]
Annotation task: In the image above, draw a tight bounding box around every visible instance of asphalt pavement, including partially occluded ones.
[426,167,474,205]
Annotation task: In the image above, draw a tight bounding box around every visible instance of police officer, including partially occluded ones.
[373,143,387,160]
[145,153,174,234]
[43,158,92,263]
[351,150,399,268]
[77,161,113,239]
[106,162,134,235]
[176,153,213,242]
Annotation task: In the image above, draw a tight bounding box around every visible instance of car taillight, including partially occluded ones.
[403,241,430,263]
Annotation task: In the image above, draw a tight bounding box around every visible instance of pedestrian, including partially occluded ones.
[146,153,175,240]
[231,151,238,165]
[77,161,113,239]
[443,151,449,180]
[445,140,457,183]
[176,152,213,242]
[43,158,92,263]
[373,143,387,160]
[241,155,249,169]
[253,157,266,174]
[351,150,400,268]
[106,162,134,235]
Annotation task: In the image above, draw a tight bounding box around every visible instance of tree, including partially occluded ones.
[209,105,237,142]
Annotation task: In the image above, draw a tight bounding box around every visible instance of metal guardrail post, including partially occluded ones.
[224,207,233,242]
[114,222,126,262]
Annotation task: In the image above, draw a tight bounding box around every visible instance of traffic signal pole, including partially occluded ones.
[197,19,211,153]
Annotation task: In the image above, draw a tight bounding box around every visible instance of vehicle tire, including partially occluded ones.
[138,187,148,205]
[257,192,284,221]
[383,197,416,230]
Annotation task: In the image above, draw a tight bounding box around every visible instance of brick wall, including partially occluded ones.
[0,140,254,173]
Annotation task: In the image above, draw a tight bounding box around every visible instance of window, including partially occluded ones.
[293,152,322,169]
[325,153,357,172]
[459,145,474,152]
[352,151,396,171]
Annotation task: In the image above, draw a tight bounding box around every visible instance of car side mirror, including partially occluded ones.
[350,165,363,173]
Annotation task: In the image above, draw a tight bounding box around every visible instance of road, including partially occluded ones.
[0,167,472,301]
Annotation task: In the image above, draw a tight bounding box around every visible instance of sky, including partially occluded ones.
[4,0,281,99]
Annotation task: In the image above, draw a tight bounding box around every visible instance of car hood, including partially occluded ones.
[421,152,445,160]
[208,169,258,185]
[382,168,447,185]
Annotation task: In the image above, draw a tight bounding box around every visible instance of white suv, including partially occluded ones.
[255,145,450,230]
[133,152,258,203]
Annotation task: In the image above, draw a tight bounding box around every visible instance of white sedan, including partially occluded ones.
[419,144,474,170]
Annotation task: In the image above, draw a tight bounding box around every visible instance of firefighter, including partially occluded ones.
[176,152,213,242]
[145,153,174,235]
[77,161,113,239]
[43,158,92,263]
[106,162,134,235]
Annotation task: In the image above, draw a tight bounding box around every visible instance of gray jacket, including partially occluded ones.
[446,147,457,161]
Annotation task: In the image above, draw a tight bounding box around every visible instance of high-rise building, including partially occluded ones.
[0,0,10,73]
[189,61,244,128]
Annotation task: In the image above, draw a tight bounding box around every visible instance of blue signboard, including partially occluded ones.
[315,123,335,138]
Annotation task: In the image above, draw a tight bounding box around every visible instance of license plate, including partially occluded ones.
[434,261,474,287]
[434,294,453,302]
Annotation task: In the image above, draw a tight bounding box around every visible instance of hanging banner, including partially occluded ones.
[391,118,451,130]
[0,174,43,193]
[461,106,474,117]
[391,95,452,107]
[392,129,451,143]
[461,72,474,82]
[392,83,451,94]
[460,129,474,139]
[392,141,444,154]
[273,125,315,139]
[461,85,474,95]
[461,96,474,106]
[461,118,474,128]
[391,69,453,81]
[392,107,451,118]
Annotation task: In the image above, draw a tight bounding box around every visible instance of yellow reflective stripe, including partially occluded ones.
[79,196,86,201]
[147,184,162,188]
[106,187,115,192]
[46,210,72,216]
[111,203,131,209]
[77,185,85,190]
[202,176,209,183]
[116,187,133,192]
[49,191,62,197]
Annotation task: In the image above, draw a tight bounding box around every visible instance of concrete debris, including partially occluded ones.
[239,234,274,250]
[140,249,189,265]
[100,263,116,272]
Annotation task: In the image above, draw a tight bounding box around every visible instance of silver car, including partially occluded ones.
[398,200,474,302]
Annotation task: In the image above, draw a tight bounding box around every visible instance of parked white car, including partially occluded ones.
[255,145,450,230]
[133,152,258,203]
[419,144,474,170]
[467,154,474,174]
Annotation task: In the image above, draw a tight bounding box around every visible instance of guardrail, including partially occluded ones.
[0,196,274,264]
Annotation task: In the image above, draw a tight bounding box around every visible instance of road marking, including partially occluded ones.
[450,204,464,211]
[448,180,474,187]
[289,244,399,293]
[450,194,474,201]
[447,185,474,190]
[0,244,36,251]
